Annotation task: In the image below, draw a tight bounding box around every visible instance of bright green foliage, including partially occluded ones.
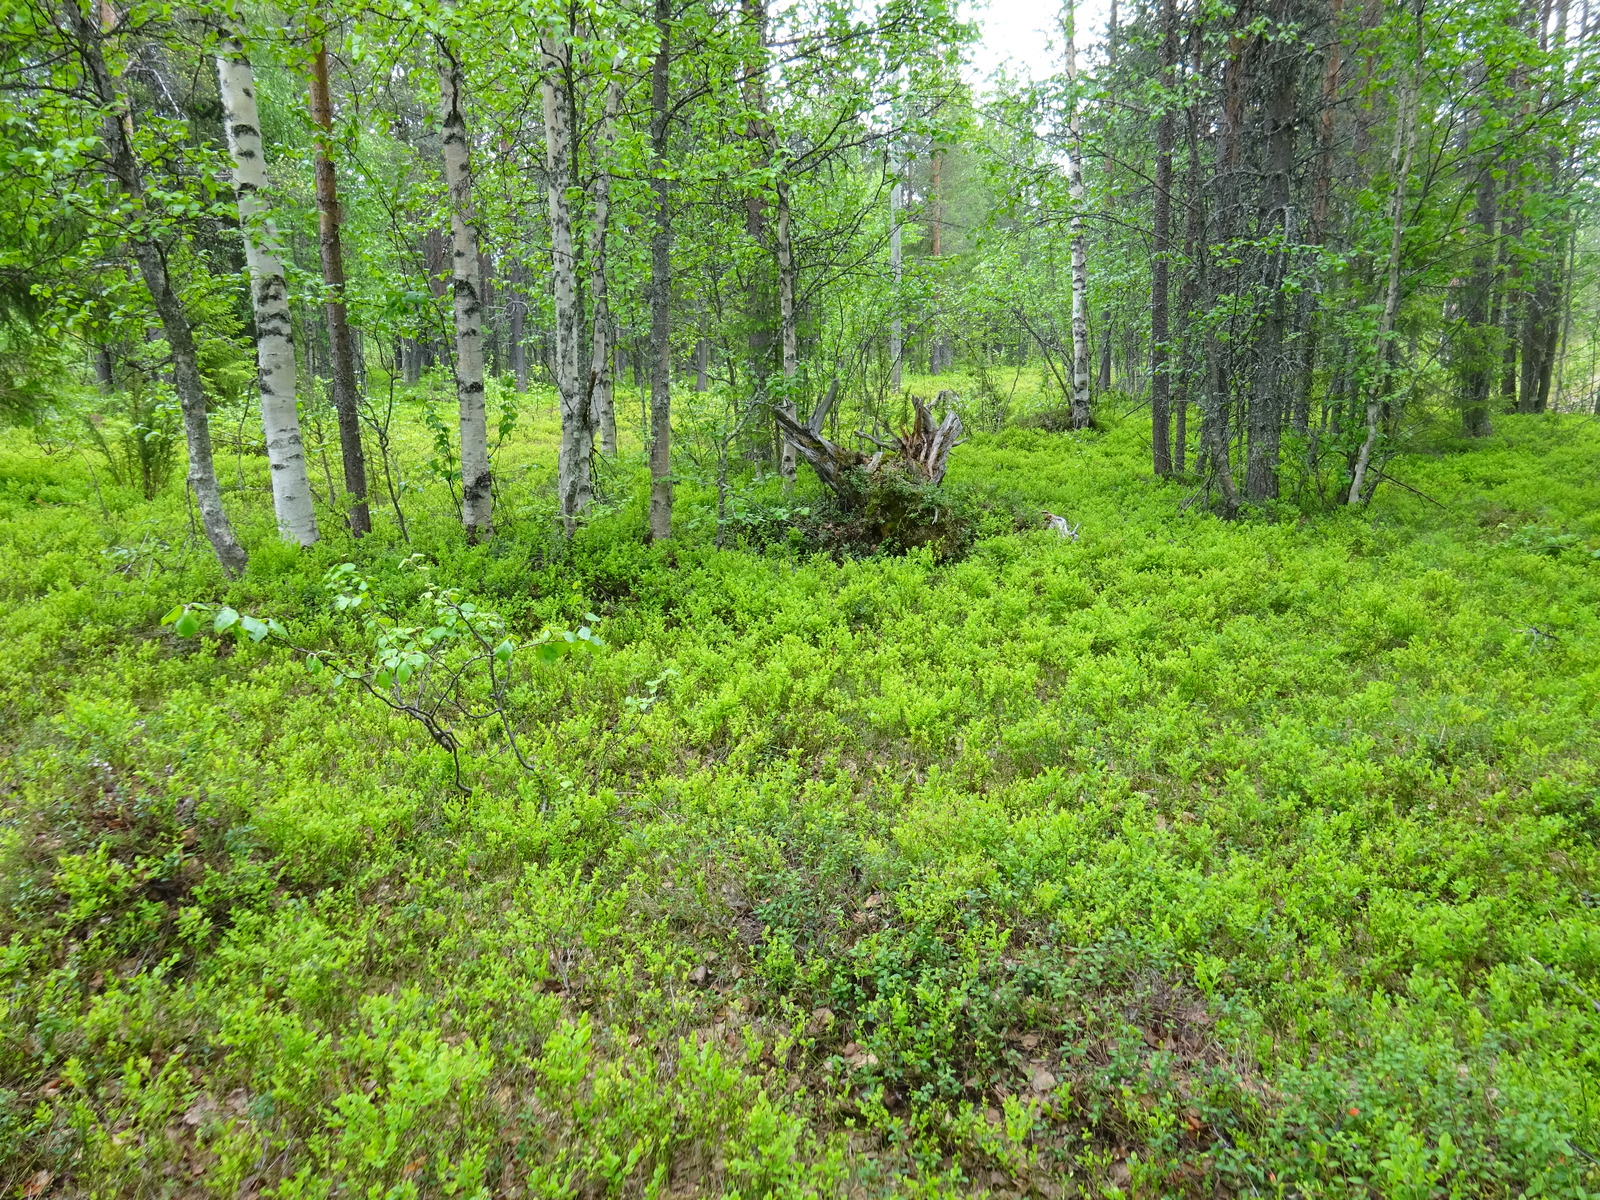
[2,404,1599,1195]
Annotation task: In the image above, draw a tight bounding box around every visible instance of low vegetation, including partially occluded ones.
[2,374,1598,1196]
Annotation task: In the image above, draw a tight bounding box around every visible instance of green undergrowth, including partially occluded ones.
[2,401,1599,1197]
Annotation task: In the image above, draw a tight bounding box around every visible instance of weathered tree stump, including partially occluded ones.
[772,391,964,504]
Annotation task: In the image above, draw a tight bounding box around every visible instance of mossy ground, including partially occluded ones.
[2,375,1598,1197]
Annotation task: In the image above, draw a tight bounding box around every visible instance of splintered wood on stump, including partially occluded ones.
[772,391,964,503]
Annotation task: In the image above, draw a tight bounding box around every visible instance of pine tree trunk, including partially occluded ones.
[588,70,623,459]
[889,161,903,391]
[95,344,115,392]
[1065,8,1092,429]
[1299,0,1344,444]
[1460,155,1496,436]
[1500,269,1520,409]
[1245,15,1297,503]
[930,151,946,376]
[1203,9,1251,515]
[308,43,370,536]
[508,258,527,392]
[74,6,247,575]
[481,250,499,379]
[1151,0,1176,475]
[741,0,773,393]
[217,40,318,547]
[648,0,673,541]
[776,177,798,487]
[439,41,492,539]
[1174,45,1205,478]
[1098,313,1112,393]
[1521,263,1558,413]
[541,32,592,531]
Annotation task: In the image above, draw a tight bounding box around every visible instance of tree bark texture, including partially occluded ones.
[1065,10,1092,428]
[1348,0,1422,505]
[1460,154,1496,436]
[588,65,623,458]
[1174,57,1206,477]
[775,393,962,499]
[1299,0,1345,441]
[217,41,318,546]
[648,0,673,541]
[930,151,948,375]
[74,6,248,575]
[741,0,773,385]
[541,31,593,530]
[508,257,528,392]
[1150,0,1176,475]
[439,41,492,539]
[1098,313,1112,393]
[308,43,370,536]
[1245,13,1298,503]
[1203,14,1249,516]
[776,177,798,486]
[1520,262,1559,413]
[889,159,903,391]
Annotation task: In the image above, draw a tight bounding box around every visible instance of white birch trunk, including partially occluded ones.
[439,44,492,538]
[776,177,798,486]
[542,33,592,529]
[889,161,903,391]
[1065,8,1092,428]
[217,41,318,547]
[587,68,622,458]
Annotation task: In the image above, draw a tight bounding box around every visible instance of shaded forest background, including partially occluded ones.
[0,0,1595,562]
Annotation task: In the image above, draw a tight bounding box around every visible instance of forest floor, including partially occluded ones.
[2,379,1599,1198]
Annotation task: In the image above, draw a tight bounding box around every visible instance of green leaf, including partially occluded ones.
[494,639,514,663]
[174,611,200,638]
[239,616,270,642]
[535,642,567,665]
[305,655,324,676]
[214,607,239,633]
[375,669,393,690]
[161,605,184,626]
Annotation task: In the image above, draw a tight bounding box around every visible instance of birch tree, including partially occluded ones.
[541,24,593,531]
[216,36,318,547]
[438,38,492,539]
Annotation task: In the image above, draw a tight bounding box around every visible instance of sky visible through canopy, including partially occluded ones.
[963,0,1115,89]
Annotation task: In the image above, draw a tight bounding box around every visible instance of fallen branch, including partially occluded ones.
[1370,469,1448,509]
